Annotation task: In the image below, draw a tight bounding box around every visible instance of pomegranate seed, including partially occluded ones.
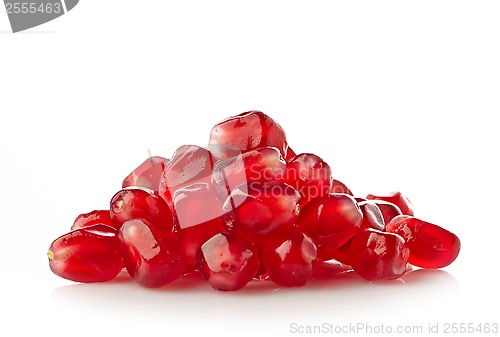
[208,110,289,161]
[173,183,225,268]
[350,229,410,281]
[370,200,403,224]
[358,201,385,231]
[122,156,169,192]
[223,181,301,244]
[366,191,414,216]
[385,215,461,268]
[284,144,296,162]
[285,153,332,204]
[196,233,260,291]
[71,210,112,231]
[330,179,353,195]
[261,229,317,287]
[159,145,215,209]
[118,219,185,288]
[211,146,286,200]
[110,188,175,234]
[296,193,362,261]
[47,224,123,283]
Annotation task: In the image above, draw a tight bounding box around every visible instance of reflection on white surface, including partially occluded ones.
[49,264,462,336]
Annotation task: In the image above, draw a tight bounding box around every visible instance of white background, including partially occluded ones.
[1,1,499,336]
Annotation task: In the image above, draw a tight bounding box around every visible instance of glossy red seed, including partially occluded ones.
[122,156,169,192]
[330,179,353,196]
[261,229,317,287]
[223,181,301,244]
[296,193,362,261]
[48,224,123,283]
[211,146,286,201]
[110,188,175,235]
[370,200,403,224]
[159,145,215,209]
[358,201,385,231]
[284,144,296,162]
[285,153,332,204]
[71,210,112,231]
[208,110,289,161]
[196,233,260,291]
[385,215,461,268]
[366,191,414,216]
[173,183,225,268]
[350,229,409,281]
[118,218,185,288]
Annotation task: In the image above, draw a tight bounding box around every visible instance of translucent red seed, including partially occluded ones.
[261,229,317,287]
[122,156,169,192]
[366,191,414,216]
[370,200,403,224]
[385,215,461,268]
[196,233,260,291]
[350,229,410,281]
[285,153,332,205]
[330,179,353,195]
[297,193,362,261]
[208,110,289,161]
[71,210,113,231]
[110,188,175,235]
[118,218,185,288]
[48,224,123,283]
[223,181,301,244]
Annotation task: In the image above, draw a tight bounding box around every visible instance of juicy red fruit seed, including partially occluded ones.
[385,215,461,269]
[196,233,260,291]
[122,156,169,192]
[118,218,185,288]
[357,201,385,231]
[48,224,123,283]
[297,193,362,261]
[285,153,332,205]
[370,200,403,224]
[330,179,353,196]
[261,229,318,287]
[110,188,175,235]
[208,110,290,161]
[159,145,214,209]
[173,183,225,269]
[223,181,301,244]
[211,146,286,201]
[366,191,414,216]
[350,229,410,281]
[71,210,112,231]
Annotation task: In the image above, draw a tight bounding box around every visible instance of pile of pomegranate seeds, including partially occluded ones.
[47,110,461,291]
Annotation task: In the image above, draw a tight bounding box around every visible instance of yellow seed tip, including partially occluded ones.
[47,250,55,260]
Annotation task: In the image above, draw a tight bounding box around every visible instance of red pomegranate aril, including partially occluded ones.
[385,215,461,268]
[358,201,385,231]
[110,188,175,235]
[212,146,286,201]
[48,224,123,283]
[366,192,414,216]
[261,229,317,287]
[296,193,362,261]
[330,179,353,196]
[122,156,169,192]
[208,110,289,161]
[223,181,301,244]
[118,219,185,288]
[173,183,225,268]
[71,210,112,231]
[350,229,410,281]
[159,145,215,209]
[284,144,296,162]
[196,233,260,291]
[285,153,332,204]
[370,200,403,224]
